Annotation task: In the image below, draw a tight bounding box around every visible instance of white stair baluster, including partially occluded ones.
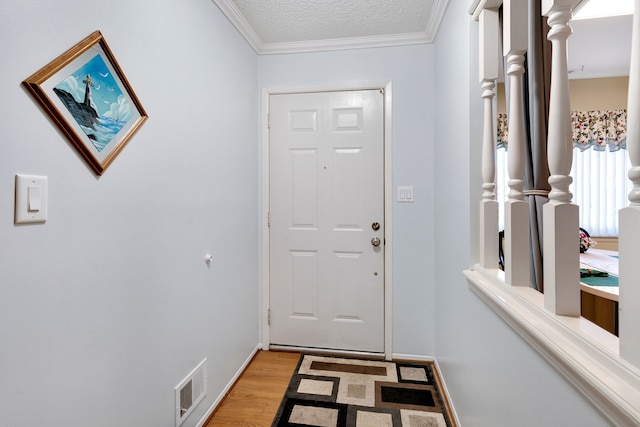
[619,0,640,368]
[542,0,580,316]
[479,8,500,269]
[503,0,531,286]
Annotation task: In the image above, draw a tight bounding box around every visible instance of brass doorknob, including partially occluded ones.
[371,237,381,247]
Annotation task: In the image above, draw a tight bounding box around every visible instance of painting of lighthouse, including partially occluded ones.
[54,54,131,152]
[22,31,147,175]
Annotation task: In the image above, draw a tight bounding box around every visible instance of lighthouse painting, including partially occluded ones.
[53,54,131,152]
[22,31,147,175]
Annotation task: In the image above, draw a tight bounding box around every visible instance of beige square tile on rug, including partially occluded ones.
[400,409,447,427]
[298,378,335,396]
[356,410,393,426]
[289,405,339,427]
[347,383,367,399]
[399,366,429,382]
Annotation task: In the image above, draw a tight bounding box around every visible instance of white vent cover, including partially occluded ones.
[175,358,207,426]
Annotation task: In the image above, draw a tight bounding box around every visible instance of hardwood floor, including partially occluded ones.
[205,350,300,426]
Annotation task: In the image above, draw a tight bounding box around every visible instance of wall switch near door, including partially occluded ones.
[397,186,414,202]
[15,174,48,224]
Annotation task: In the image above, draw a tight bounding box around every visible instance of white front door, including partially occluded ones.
[269,89,385,353]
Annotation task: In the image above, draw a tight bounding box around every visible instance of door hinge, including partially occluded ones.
[268,309,271,326]
[267,113,271,129]
[268,211,271,227]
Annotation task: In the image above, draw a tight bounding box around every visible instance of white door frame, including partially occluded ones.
[261,82,393,360]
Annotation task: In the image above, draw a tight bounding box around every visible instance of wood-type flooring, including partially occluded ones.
[205,350,299,426]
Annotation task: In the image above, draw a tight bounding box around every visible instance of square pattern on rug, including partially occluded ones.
[272,354,454,427]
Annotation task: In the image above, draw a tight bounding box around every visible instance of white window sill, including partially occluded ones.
[464,265,640,426]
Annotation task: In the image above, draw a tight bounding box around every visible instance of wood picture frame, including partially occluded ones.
[23,30,147,175]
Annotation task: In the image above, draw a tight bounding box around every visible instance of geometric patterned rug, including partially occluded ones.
[272,354,456,427]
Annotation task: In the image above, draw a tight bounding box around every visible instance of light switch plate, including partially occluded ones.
[397,186,414,202]
[15,174,48,224]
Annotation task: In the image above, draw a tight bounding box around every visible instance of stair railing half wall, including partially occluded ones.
[468,0,640,425]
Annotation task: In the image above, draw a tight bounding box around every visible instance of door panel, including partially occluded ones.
[269,89,384,352]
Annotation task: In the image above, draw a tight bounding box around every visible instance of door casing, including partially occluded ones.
[261,82,393,360]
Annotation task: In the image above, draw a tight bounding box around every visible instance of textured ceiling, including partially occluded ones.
[213,0,449,54]
[213,0,632,78]
[230,0,435,44]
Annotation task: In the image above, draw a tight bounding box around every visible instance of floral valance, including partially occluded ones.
[572,110,626,151]
[497,109,627,151]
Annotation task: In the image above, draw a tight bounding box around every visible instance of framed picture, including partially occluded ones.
[23,31,147,175]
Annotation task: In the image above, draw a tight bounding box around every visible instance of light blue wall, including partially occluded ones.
[432,1,612,425]
[0,0,258,426]
[259,45,437,357]
[0,0,616,425]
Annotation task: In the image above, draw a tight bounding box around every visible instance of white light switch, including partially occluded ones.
[15,174,48,224]
[397,186,414,202]
[28,186,41,211]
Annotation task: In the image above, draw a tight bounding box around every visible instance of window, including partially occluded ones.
[571,147,631,236]
[495,110,630,237]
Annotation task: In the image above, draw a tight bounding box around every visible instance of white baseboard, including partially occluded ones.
[392,353,434,362]
[196,344,262,427]
[269,344,385,359]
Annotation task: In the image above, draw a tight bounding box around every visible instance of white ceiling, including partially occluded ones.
[211,0,632,79]
[569,14,632,79]
[212,0,450,54]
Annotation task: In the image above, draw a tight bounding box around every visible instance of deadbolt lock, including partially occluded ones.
[371,222,381,231]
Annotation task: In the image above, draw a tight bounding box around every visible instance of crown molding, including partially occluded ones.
[211,0,263,52]
[259,32,432,55]
[213,0,449,55]
[426,0,451,42]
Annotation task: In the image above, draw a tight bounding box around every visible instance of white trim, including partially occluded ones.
[261,88,270,351]
[196,344,261,427]
[259,33,431,55]
[261,82,393,360]
[469,0,487,18]
[469,0,503,20]
[383,82,393,361]
[392,353,434,362]
[210,0,263,52]
[572,0,592,16]
[465,265,640,427]
[213,0,449,54]
[469,0,587,21]
[426,0,451,42]
[269,345,385,359]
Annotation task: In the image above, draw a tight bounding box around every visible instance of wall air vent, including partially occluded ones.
[175,358,207,426]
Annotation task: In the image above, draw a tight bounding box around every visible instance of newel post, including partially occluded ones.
[542,0,580,316]
[479,8,500,269]
[619,0,640,367]
[503,0,531,286]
